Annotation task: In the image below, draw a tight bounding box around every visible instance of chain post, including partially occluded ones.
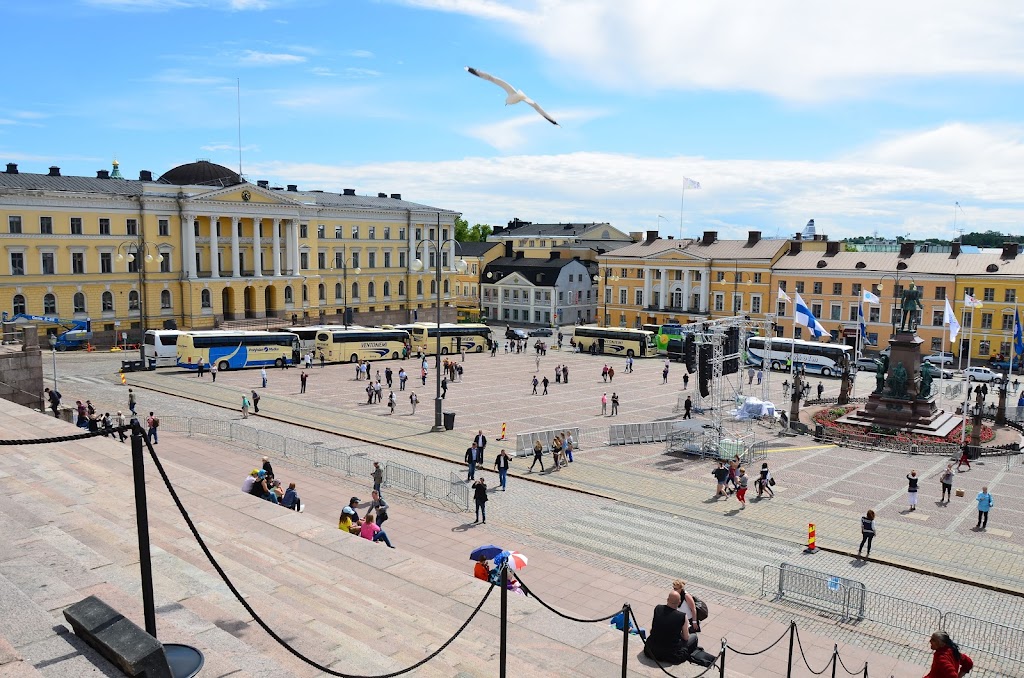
[499,565,508,678]
[831,643,838,678]
[787,621,795,678]
[719,637,727,678]
[620,603,630,678]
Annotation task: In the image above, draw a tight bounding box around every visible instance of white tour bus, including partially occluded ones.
[276,325,356,354]
[176,330,300,371]
[746,337,853,376]
[408,323,492,355]
[315,327,411,363]
[143,330,182,368]
[572,326,657,358]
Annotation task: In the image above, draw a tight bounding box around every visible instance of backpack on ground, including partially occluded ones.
[689,648,717,667]
[693,596,709,621]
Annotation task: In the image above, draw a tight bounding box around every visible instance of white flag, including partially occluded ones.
[793,292,828,338]
[964,293,983,308]
[682,177,701,190]
[945,298,961,342]
[862,290,880,305]
[777,287,792,303]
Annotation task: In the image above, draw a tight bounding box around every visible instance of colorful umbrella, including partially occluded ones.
[504,551,528,570]
[469,544,504,561]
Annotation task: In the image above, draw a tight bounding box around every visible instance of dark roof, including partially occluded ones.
[292,190,456,214]
[484,256,587,287]
[496,221,628,239]
[456,241,502,257]
[159,160,241,187]
[0,171,143,195]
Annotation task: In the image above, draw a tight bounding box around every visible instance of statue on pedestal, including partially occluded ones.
[899,283,922,332]
[874,355,889,393]
[919,367,933,399]
[888,362,908,399]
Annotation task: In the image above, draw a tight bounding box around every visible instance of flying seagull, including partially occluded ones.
[465,66,559,126]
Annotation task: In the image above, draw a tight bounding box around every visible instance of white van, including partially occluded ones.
[143,330,182,368]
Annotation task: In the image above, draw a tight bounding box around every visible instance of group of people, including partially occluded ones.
[600,392,621,416]
[338,493,394,548]
[712,459,774,507]
[528,431,576,472]
[465,430,515,492]
[241,456,302,511]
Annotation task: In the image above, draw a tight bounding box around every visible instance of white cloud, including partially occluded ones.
[238,50,307,66]
[84,0,280,8]
[13,111,49,120]
[201,142,260,152]
[401,0,1024,101]
[346,50,375,59]
[464,108,606,150]
[344,67,382,78]
[149,69,230,85]
[310,67,336,77]
[247,122,1024,240]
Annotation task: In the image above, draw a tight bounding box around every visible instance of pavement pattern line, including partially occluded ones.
[791,453,890,502]
[873,457,956,513]
[945,468,1007,535]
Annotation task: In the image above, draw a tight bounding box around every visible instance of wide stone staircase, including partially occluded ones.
[0,401,746,677]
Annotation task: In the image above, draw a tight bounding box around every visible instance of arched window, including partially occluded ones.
[443,279,449,294]
[201,289,212,308]
[367,282,375,298]
[416,280,423,296]
[284,285,293,303]
[43,293,56,315]
[335,283,343,300]
[398,280,405,296]
[318,283,326,301]
[160,290,171,309]
[352,282,359,299]
[12,294,26,315]
[383,281,390,297]
[101,291,114,312]
[128,290,140,310]
[430,280,437,294]
[73,292,86,313]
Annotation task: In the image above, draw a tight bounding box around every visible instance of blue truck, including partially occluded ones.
[2,313,93,350]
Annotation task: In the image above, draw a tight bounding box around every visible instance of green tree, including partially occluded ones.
[454,216,492,242]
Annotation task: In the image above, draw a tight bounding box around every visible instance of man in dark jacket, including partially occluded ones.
[466,442,480,481]
[644,591,697,664]
[472,477,488,524]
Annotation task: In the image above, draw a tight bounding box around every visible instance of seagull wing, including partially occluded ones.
[465,66,517,97]
[523,97,560,126]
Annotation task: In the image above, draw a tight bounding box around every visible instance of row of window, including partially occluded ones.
[11,290,163,316]
[484,306,592,323]
[602,268,708,282]
[6,215,159,236]
[482,289,554,302]
[314,225,414,241]
[8,251,172,276]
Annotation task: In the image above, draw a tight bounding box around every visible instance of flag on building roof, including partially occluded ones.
[794,292,827,338]
[944,298,961,343]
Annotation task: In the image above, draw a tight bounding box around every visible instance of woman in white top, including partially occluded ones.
[672,579,699,631]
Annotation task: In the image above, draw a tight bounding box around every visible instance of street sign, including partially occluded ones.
[122,332,128,340]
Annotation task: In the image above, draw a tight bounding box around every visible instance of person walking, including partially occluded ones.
[757,369,763,385]
[858,509,876,560]
[906,470,919,511]
[976,486,994,529]
[601,392,608,415]
[465,442,479,481]
[251,389,261,414]
[602,364,609,382]
[300,370,308,394]
[662,364,670,384]
[128,388,137,416]
[683,396,692,419]
[145,411,159,444]
[682,372,689,390]
[261,366,268,388]
[385,367,393,388]
[748,367,755,385]
[399,368,407,391]
[44,387,61,418]
[421,366,428,386]
[535,353,541,371]
[197,361,205,378]
[472,477,488,524]
[735,468,749,507]
[211,363,218,382]
[608,365,615,382]
[372,462,384,498]
[531,375,539,395]
[939,464,954,503]
[541,376,549,395]
[388,391,397,414]
[440,376,448,399]
[319,351,325,368]
[529,440,545,472]
[494,448,511,491]
[782,379,789,400]
[611,392,619,416]
[923,631,973,678]
[562,365,568,384]
[241,395,250,418]
[757,462,774,498]
[956,446,971,472]
[409,391,418,414]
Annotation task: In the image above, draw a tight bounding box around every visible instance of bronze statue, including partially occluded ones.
[888,361,908,398]
[874,355,889,393]
[899,283,922,332]
[919,366,933,399]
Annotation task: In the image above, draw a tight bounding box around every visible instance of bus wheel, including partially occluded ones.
[771,360,782,371]
[441,347,449,355]
[274,358,284,368]
[218,361,230,372]
[391,352,399,360]
[821,368,832,377]
[351,354,359,363]
[476,346,483,353]
[627,349,635,358]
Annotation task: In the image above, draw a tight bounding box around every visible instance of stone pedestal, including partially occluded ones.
[838,331,959,437]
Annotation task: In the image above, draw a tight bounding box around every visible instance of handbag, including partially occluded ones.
[768,477,776,487]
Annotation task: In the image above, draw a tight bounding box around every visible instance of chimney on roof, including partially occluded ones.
[644,230,658,244]
[504,241,513,258]
[139,170,153,181]
[491,225,504,236]
[4,163,17,174]
[794,232,802,241]
[701,231,717,246]
[825,241,840,256]
[515,251,524,260]
[789,240,803,255]
[1002,242,1020,259]
[667,235,674,240]
[950,242,962,259]
[343,188,356,196]
[746,230,761,246]
[377,192,387,198]
[96,169,109,179]
[629,231,642,242]
[257,179,269,188]
[286,184,298,192]
[48,166,60,177]
[549,251,561,260]
[899,241,915,258]
[390,193,401,200]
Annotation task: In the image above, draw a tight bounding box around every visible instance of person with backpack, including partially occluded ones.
[241,395,251,419]
[145,411,159,444]
[858,509,876,560]
[643,590,698,665]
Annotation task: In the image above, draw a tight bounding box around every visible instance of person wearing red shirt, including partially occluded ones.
[924,631,973,678]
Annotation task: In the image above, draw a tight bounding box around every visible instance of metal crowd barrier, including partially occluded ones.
[764,563,865,622]
[943,612,1024,664]
[515,427,582,456]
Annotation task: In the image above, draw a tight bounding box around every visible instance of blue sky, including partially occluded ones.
[3,0,1024,241]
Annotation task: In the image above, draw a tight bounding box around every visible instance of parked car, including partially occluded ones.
[922,363,954,379]
[990,356,1022,371]
[924,352,955,366]
[855,356,880,371]
[505,328,528,341]
[964,366,1001,383]
[528,327,553,337]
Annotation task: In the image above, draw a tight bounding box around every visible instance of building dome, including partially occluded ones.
[158,160,241,187]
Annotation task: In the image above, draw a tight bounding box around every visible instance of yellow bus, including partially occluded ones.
[176,330,300,371]
[572,326,657,358]
[409,323,492,355]
[315,328,410,363]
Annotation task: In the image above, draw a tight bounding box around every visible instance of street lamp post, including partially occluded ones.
[412,235,468,432]
[48,333,58,391]
[116,241,163,361]
[594,270,619,326]
[332,246,361,329]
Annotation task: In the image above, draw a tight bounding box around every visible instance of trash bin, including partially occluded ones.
[443,411,456,431]
[967,445,982,460]
[814,424,824,441]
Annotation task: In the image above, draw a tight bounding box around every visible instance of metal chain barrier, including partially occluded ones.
[794,626,837,675]
[514,571,621,623]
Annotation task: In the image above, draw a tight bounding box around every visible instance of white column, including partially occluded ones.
[252,218,263,277]
[683,270,692,310]
[288,220,300,274]
[700,270,710,312]
[181,213,194,278]
[643,268,653,309]
[230,217,240,277]
[210,217,220,278]
[659,268,668,310]
[272,219,281,276]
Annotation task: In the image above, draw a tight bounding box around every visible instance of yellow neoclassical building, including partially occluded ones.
[0,160,463,344]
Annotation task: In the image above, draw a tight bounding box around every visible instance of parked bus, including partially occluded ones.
[276,325,355,354]
[573,327,657,358]
[176,330,300,371]
[143,330,182,368]
[746,337,853,376]
[642,323,685,353]
[408,323,492,355]
[315,328,410,363]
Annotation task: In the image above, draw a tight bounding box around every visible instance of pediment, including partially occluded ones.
[186,183,301,206]
[497,272,533,286]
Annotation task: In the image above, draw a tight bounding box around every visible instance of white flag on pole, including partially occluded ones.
[862,290,880,305]
[777,287,792,303]
[682,177,701,190]
[964,293,983,308]
[945,298,961,342]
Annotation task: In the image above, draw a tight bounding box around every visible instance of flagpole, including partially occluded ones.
[960,304,974,446]
[679,186,685,241]
[939,316,946,404]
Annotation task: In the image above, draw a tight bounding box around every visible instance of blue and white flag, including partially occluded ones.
[682,177,701,190]
[944,298,961,343]
[863,289,880,305]
[858,305,869,345]
[1015,309,1024,356]
[794,292,827,338]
